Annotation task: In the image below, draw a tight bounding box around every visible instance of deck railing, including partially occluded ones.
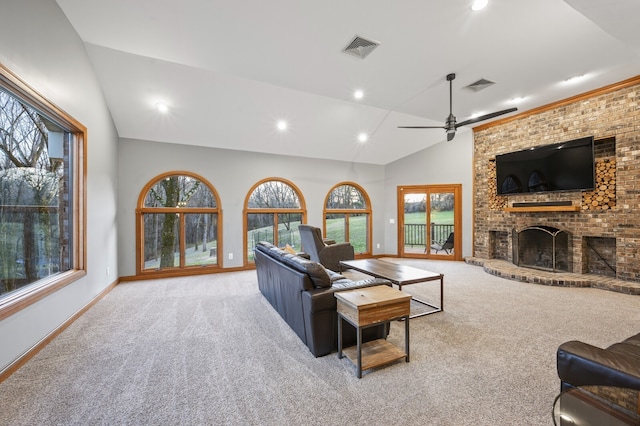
[404,223,454,247]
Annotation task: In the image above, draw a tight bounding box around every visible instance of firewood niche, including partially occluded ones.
[581,158,616,211]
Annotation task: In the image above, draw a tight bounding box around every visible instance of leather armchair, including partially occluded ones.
[298,225,354,272]
[557,332,640,391]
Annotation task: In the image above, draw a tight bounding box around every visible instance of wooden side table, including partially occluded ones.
[335,285,411,378]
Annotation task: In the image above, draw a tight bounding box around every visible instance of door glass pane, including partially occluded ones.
[403,193,427,254]
[325,213,346,243]
[349,213,367,254]
[184,213,218,266]
[429,192,455,255]
[143,213,180,270]
[277,213,302,250]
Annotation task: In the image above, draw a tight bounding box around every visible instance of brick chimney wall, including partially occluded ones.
[472,77,640,282]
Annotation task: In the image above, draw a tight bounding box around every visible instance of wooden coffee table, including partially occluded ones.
[340,259,444,318]
[335,285,411,378]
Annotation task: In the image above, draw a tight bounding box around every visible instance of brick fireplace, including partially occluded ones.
[472,76,640,284]
[513,226,571,272]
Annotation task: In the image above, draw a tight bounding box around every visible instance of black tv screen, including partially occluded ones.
[495,136,595,195]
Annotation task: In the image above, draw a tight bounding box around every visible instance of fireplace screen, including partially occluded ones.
[513,226,571,272]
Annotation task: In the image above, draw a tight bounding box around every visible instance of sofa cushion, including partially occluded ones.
[257,241,332,288]
[302,260,331,288]
[327,269,346,282]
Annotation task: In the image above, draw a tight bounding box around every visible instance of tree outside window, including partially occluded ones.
[0,90,71,299]
[245,178,305,263]
[138,173,221,274]
[0,66,85,319]
[324,183,371,255]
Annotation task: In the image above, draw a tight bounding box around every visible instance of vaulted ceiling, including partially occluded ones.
[56,0,640,165]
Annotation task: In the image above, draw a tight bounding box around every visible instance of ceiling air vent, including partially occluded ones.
[464,78,496,92]
[342,35,380,59]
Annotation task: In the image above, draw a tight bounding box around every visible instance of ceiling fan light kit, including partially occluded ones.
[399,73,517,141]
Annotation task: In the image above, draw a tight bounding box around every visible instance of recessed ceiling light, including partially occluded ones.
[470,112,485,119]
[276,120,288,131]
[471,0,488,11]
[358,133,368,143]
[510,96,526,104]
[155,102,169,113]
[354,90,364,100]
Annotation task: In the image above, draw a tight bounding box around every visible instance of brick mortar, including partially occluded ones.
[473,81,640,283]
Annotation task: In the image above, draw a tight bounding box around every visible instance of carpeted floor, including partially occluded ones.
[1,259,638,426]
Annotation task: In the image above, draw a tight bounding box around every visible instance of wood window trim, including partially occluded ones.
[0,64,87,321]
[397,184,462,261]
[135,171,223,277]
[323,181,373,256]
[243,177,307,266]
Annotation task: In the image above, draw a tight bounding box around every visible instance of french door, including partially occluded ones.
[397,184,461,260]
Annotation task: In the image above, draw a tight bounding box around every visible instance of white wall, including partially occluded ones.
[0,1,119,372]
[0,0,474,375]
[383,131,474,257]
[117,138,385,275]
[118,130,474,276]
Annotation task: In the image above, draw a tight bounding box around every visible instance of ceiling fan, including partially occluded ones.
[399,73,517,141]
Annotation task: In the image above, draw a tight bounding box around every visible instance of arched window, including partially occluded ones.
[137,172,221,276]
[324,182,372,256]
[244,178,306,264]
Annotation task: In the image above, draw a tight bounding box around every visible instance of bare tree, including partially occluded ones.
[327,184,366,209]
[0,91,62,292]
[145,175,202,268]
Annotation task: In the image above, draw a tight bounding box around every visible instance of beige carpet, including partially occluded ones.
[1,259,638,426]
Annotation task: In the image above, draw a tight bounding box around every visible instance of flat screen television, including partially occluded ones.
[495,136,595,195]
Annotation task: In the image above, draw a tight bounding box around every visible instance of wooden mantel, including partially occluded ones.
[504,205,581,213]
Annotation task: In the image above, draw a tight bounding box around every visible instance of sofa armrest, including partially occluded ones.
[301,278,392,357]
[318,243,354,271]
[557,340,640,390]
[303,278,391,313]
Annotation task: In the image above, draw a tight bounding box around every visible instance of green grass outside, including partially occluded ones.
[325,215,368,254]
[404,210,454,225]
[144,240,218,269]
[145,210,455,267]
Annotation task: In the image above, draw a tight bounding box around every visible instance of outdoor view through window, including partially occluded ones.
[140,173,220,272]
[246,179,305,262]
[324,183,370,255]
[0,88,71,300]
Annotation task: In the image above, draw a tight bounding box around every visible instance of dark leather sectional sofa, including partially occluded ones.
[254,241,391,357]
[557,332,640,390]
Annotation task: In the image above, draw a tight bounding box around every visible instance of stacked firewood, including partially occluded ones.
[582,158,616,210]
[488,161,507,210]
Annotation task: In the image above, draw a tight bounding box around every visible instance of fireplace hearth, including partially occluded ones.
[513,226,571,272]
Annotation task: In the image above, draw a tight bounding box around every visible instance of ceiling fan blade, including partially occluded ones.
[398,126,446,129]
[455,107,518,128]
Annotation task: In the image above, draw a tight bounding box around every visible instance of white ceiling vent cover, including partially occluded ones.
[464,78,496,92]
[342,35,380,59]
